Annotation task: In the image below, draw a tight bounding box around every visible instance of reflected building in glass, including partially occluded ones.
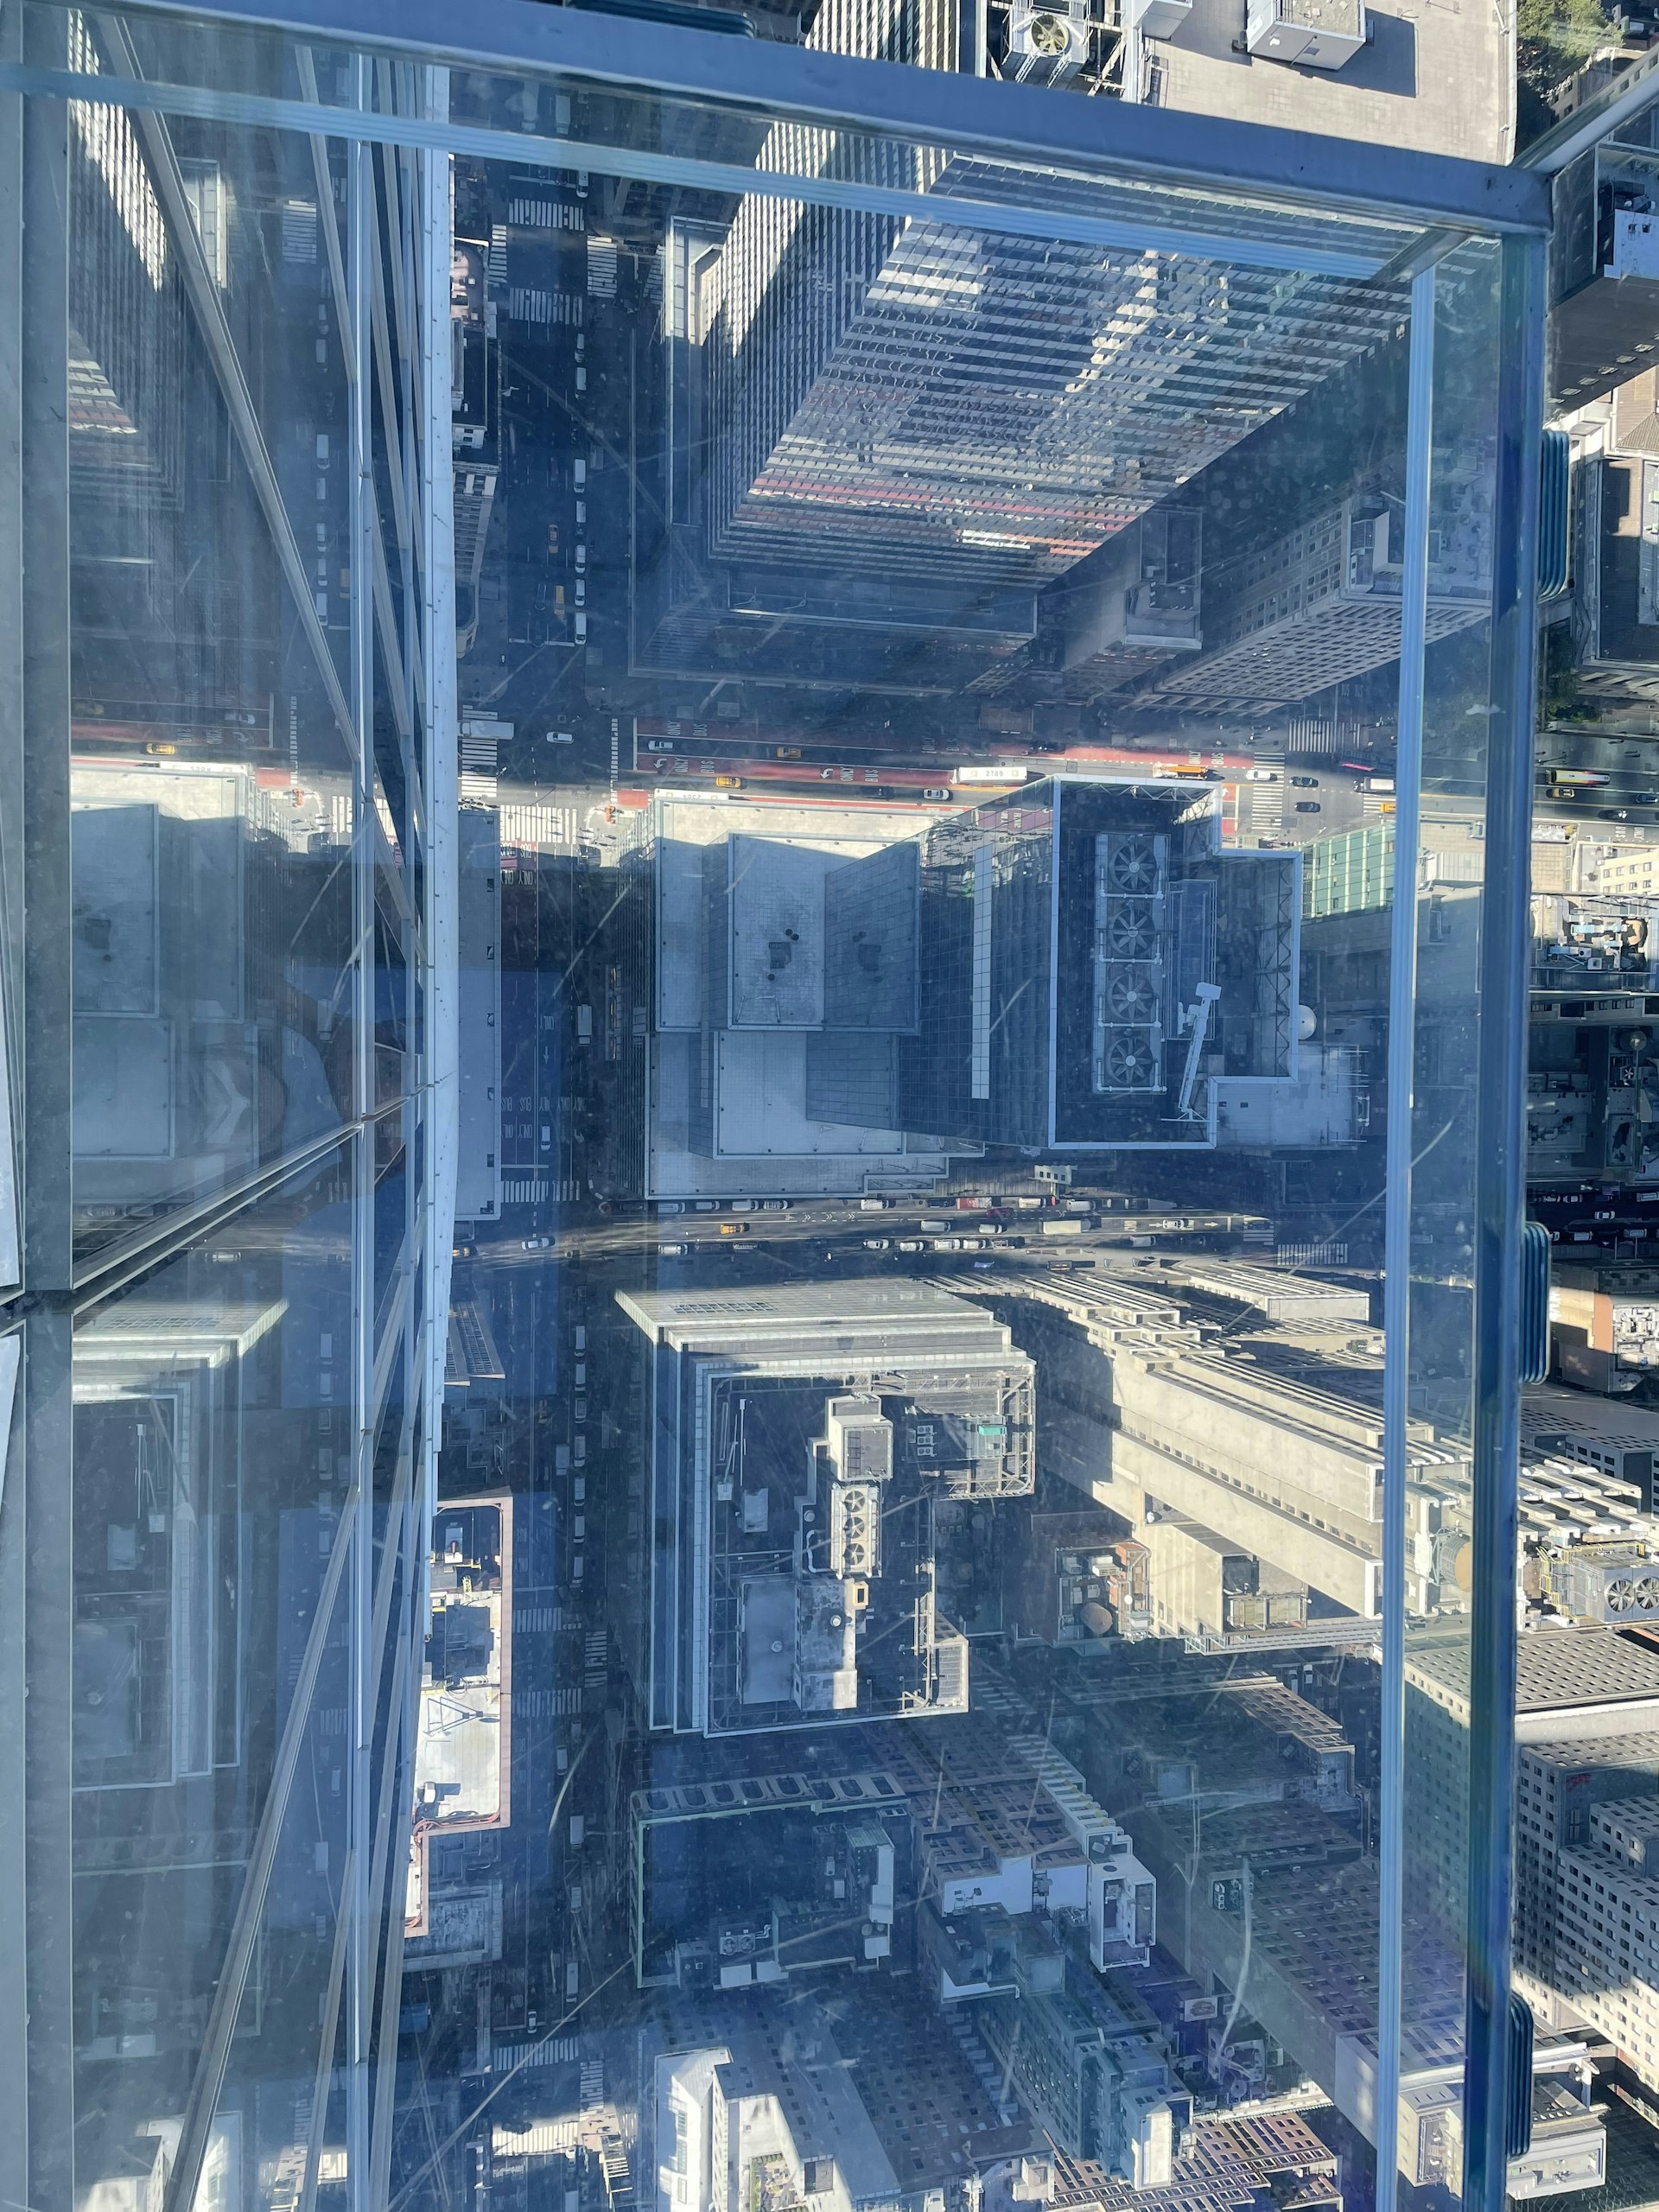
[6,16,457,2212]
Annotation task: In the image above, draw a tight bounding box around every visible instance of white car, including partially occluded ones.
[864,1237,891,1251]
[1244,767,1278,782]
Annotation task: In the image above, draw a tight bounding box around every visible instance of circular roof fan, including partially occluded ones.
[1107,836,1160,894]
[1103,1033,1158,1089]
[1106,970,1159,1022]
[1105,906,1158,961]
[1027,10,1073,51]
[1607,1578,1641,1613]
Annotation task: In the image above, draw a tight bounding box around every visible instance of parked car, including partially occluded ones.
[897,1239,924,1252]
[657,1201,685,1215]
[658,1243,688,1257]
[693,1199,718,1211]
[728,1198,755,1212]
[864,1238,891,1251]
[760,1199,791,1211]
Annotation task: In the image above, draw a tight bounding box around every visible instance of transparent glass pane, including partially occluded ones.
[61,19,363,1262]
[69,1142,357,2190]
[6,17,1548,2212]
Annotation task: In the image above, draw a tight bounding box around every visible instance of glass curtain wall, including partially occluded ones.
[0,13,1547,2212]
[0,16,457,2212]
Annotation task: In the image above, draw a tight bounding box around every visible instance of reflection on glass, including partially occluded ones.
[6,11,1556,2212]
[65,9,359,1264]
[70,1144,358,2189]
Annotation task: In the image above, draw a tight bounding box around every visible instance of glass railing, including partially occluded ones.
[0,9,1552,2212]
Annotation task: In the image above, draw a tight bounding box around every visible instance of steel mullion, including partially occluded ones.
[346,54,378,2212]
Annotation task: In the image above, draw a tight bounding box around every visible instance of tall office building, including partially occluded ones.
[704,133,1401,594]
[646,775,1299,1193]
[1147,488,1491,709]
[1407,1625,1659,1933]
[615,1283,1035,1736]
[1529,887,1659,1188]
[994,1263,1473,1629]
[1503,1632,1659,2103]
[627,0,1408,693]
[887,779,1300,1154]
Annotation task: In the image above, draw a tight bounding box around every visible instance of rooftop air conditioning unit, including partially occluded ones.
[1127,0,1193,35]
[1245,0,1368,67]
[1007,0,1090,82]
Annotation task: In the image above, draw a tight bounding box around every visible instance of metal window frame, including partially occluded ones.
[54,0,1550,238]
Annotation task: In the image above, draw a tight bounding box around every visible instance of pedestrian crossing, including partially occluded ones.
[514,1605,562,1633]
[493,2036,578,2072]
[506,198,586,231]
[586,237,619,298]
[514,1686,584,1718]
[499,801,576,850]
[281,197,317,264]
[501,1177,549,1206]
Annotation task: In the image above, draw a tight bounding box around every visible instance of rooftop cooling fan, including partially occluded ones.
[1105,971,1160,1022]
[1105,906,1159,961]
[1026,11,1073,49]
[1103,1032,1159,1088]
[1107,836,1161,895]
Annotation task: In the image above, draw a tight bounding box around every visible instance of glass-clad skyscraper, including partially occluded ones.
[0,8,1585,2212]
